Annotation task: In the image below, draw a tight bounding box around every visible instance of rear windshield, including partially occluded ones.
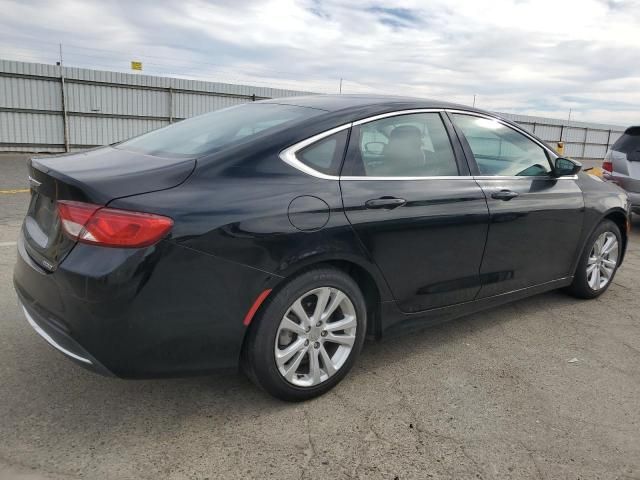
[612,127,640,161]
[117,103,322,157]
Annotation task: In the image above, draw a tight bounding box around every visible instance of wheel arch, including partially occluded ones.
[602,208,629,264]
[574,207,629,274]
[277,255,387,339]
[241,255,388,353]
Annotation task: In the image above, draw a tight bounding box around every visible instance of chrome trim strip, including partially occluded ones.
[340,175,578,181]
[474,175,578,180]
[352,108,445,126]
[279,107,565,181]
[279,123,351,180]
[444,109,559,158]
[341,175,471,181]
[27,175,41,187]
[21,304,93,364]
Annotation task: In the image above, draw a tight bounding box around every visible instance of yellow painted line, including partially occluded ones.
[0,188,29,194]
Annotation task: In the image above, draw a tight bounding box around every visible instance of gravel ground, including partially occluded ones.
[0,153,638,480]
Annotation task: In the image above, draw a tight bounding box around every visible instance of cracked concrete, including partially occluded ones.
[0,154,639,479]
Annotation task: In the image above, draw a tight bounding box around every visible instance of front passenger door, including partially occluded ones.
[450,113,585,297]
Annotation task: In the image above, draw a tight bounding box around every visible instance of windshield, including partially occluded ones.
[117,103,322,157]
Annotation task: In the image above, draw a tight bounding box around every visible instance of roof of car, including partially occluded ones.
[262,94,473,113]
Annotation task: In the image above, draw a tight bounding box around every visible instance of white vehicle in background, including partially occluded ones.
[603,126,640,213]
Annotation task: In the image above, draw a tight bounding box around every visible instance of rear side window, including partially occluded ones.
[612,127,640,161]
[117,103,323,158]
[342,112,459,177]
[296,130,349,176]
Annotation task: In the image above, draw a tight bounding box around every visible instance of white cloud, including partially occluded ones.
[0,0,638,125]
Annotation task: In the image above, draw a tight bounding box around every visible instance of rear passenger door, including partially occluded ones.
[340,111,490,313]
[449,112,585,297]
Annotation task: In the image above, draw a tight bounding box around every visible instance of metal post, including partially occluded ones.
[59,43,70,152]
[168,87,173,124]
[251,94,256,101]
[606,129,612,149]
[339,78,343,94]
[472,94,476,107]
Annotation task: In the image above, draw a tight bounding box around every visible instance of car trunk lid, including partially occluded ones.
[23,146,195,271]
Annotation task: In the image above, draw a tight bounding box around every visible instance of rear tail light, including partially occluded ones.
[57,201,173,248]
[603,160,613,172]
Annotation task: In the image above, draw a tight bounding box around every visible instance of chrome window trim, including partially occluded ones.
[340,175,577,181]
[474,175,578,181]
[352,108,445,126]
[280,123,351,180]
[279,107,567,181]
[21,303,93,364]
[341,175,471,181]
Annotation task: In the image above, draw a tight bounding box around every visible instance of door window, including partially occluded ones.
[451,114,552,176]
[343,113,459,177]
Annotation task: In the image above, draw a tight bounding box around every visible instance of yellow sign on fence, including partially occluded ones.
[131,61,142,71]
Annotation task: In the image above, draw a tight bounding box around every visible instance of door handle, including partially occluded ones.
[365,197,407,209]
[491,189,519,201]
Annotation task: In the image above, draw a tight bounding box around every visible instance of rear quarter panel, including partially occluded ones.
[108,151,393,362]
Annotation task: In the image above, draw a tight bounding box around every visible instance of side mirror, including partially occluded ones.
[554,157,582,177]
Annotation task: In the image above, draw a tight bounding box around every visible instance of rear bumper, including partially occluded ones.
[14,232,278,378]
[18,297,113,376]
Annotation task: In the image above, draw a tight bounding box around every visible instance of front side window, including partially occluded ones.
[451,114,552,176]
[343,113,459,177]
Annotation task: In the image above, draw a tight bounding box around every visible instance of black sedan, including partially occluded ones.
[14,95,630,401]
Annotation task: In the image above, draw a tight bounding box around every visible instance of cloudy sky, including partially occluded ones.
[0,0,638,125]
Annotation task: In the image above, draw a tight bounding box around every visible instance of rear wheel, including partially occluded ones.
[242,268,367,401]
[566,219,621,299]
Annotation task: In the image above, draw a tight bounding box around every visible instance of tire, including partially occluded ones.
[242,267,367,401]
[566,219,622,299]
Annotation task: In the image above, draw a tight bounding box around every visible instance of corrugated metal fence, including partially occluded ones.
[499,112,625,161]
[0,59,310,152]
[0,59,626,161]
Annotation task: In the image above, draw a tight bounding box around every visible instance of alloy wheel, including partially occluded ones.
[586,231,618,291]
[274,287,357,387]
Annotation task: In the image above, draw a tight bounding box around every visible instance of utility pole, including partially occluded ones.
[339,78,343,94]
[59,43,70,152]
[472,94,476,107]
[567,108,572,123]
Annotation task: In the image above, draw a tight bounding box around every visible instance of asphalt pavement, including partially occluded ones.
[0,153,638,480]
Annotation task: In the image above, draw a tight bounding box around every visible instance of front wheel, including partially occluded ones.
[242,268,367,401]
[566,219,622,299]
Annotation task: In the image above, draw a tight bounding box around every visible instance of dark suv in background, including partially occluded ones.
[603,126,640,213]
